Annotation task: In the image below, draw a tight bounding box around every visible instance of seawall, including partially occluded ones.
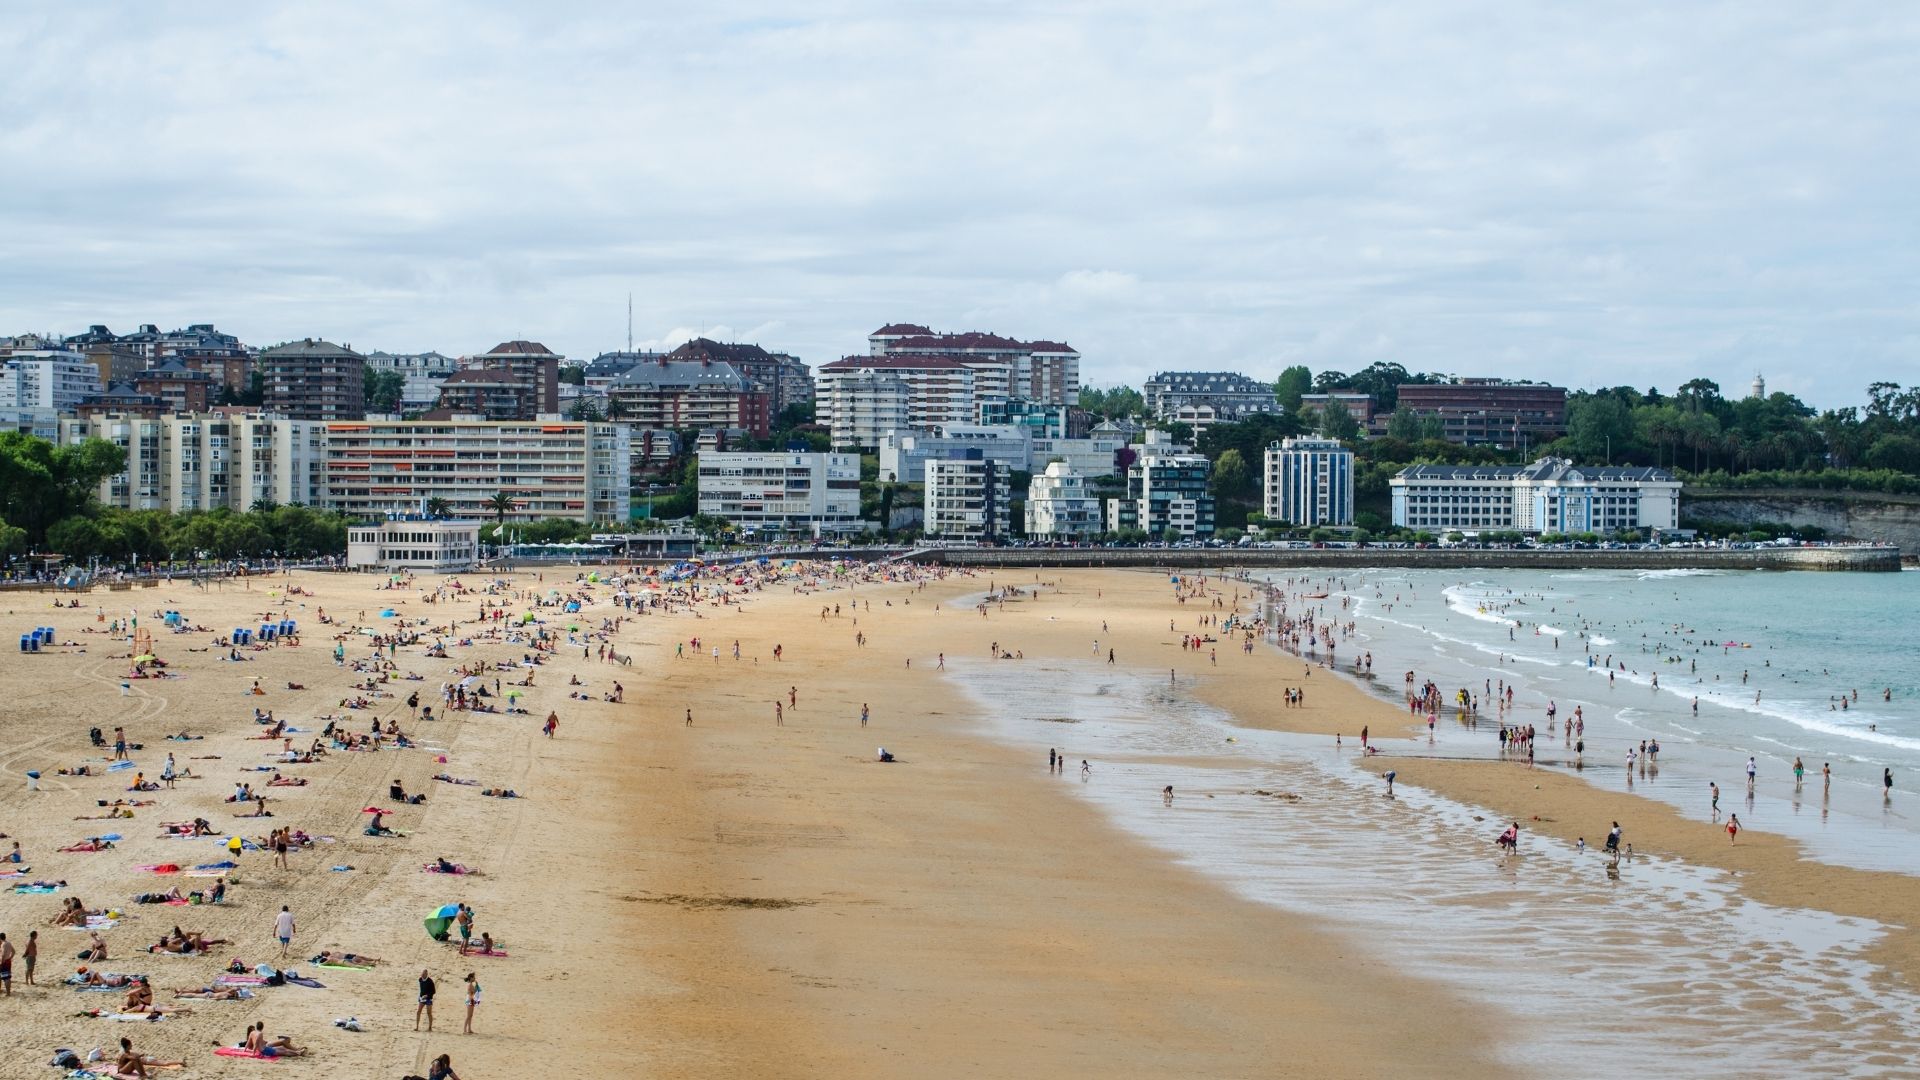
[1685,489,1920,555]
[917,546,1901,572]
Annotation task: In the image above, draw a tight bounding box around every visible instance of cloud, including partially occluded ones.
[0,1,1915,407]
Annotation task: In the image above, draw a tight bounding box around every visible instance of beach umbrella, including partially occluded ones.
[424,903,460,941]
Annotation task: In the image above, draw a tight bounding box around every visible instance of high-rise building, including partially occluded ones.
[1106,450,1214,538]
[1263,437,1355,527]
[662,339,812,417]
[924,450,1010,541]
[696,451,862,538]
[132,360,214,414]
[817,356,973,436]
[259,339,367,421]
[0,351,103,410]
[818,370,909,450]
[869,325,1079,405]
[604,357,771,436]
[322,418,629,523]
[1025,461,1101,538]
[432,369,539,421]
[464,341,561,417]
[57,411,326,513]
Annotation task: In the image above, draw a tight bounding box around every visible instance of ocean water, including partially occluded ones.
[950,657,1920,1079]
[1303,567,1920,874]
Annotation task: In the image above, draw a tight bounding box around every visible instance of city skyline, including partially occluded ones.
[5,3,1916,411]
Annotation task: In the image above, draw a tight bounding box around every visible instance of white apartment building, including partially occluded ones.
[1025,461,1101,538]
[819,370,911,450]
[696,451,863,538]
[817,356,974,438]
[324,419,630,523]
[1390,458,1680,534]
[58,412,326,513]
[1263,437,1355,527]
[868,325,1080,405]
[877,425,1031,483]
[1030,436,1123,479]
[365,350,457,413]
[1,351,103,410]
[347,518,481,571]
[924,452,1010,540]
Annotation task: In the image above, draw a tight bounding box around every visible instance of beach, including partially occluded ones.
[0,563,1913,1077]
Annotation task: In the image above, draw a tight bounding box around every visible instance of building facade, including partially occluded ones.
[1025,461,1100,538]
[1106,451,1215,538]
[346,518,481,571]
[877,425,1031,483]
[605,358,771,437]
[819,370,910,451]
[1389,458,1679,534]
[817,356,974,437]
[433,369,538,421]
[662,338,812,417]
[366,350,457,414]
[323,419,630,523]
[464,340,561,417]
[259,339,367,422]
[57,411,326,513]
[868,325,1080,406]
[1392,380,1567,448]
[1263,437,1355,527]
[923,450,1010,541]
[0,351,103,410]
[1143,371,1277,424]
[695,451,862,538]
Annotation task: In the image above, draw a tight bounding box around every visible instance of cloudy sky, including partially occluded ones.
[3,2,1914,408]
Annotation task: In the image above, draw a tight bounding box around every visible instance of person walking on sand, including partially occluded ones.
[273,905,295,958]
[1726,814,1741,843]
[685,708,693,727]
[1746,757,1757,789]
[416,969,436,1031]
[860,703,869,728]
[463,972,480,1034]
[544,711,558,738]
[1710,782,1720,817]
[1,932,14,997]
[775,701,783,726]
[22,929,36,986]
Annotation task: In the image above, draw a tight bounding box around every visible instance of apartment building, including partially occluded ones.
[433,369,539,421]
[1143,371,1277,424]
[1263,437,1355,527]
[1393,380,1567,447]
[1389,458,1679,534]
[877,425,1031,483]
[664,338,813,416]
[259,339,367,422]
[695,451,862,538]
[818,370,910,450]
[1106,451,1215,538]
[817,355,973,436]
[868,324,1080,405]
[132,360,214,413]
[323,419,630,523]
[924,450,1010,541]
[1025,461,1101,538]
[366,350,457,413]
[975,397,1087,439]
[463,340,561,417]
[604,358,771,437]
[0,351,102,410]
[57,411,326,513]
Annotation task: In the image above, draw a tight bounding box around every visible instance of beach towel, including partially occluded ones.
[315,962,370,971]
[213,1047,283,1060]
[184,870,229,878]
[214,974,269,986]
[284,975,325,988]
[73,916,119,931]
[0,868,29,877]
[107,761,135,772]
[139,864,182,874]
[85,1011,164,1022]
[13,883,61,894]
[462,948,510,958]
[195,860,238,870]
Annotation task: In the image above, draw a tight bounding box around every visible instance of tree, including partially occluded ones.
[1564,395,1634,462]
[1317,399,1361,441]
[425,497,454,519]
[1211,448,1251,500]
[1274,366,1312,414]
[485,492,518,524]
[363,368,405,414]
[558,365,585,386]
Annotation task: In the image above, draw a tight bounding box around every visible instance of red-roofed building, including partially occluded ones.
[867,324,1079,405]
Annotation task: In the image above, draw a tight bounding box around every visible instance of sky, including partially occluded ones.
[2,2,1915,410]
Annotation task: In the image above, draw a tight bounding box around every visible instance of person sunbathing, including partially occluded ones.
[268,773,308,787]
[312,949,384,967]
[236,796,272,819]
[123,978,154,1011]
[174,983,248,1000]
[79,931,110,961]
[480,788,520,798]
[76,806,137,821]
[132,887,185,904]
[242,1022,309,1057]
[72,968,136,987]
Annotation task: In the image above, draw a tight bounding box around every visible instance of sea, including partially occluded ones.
[946,567,1920,1079]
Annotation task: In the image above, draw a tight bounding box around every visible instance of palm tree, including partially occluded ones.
[425,497,453,519]
[249,498,278,514]
[485,491,518,524]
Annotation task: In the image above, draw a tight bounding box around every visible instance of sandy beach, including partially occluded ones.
[0,563,1912,1077]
